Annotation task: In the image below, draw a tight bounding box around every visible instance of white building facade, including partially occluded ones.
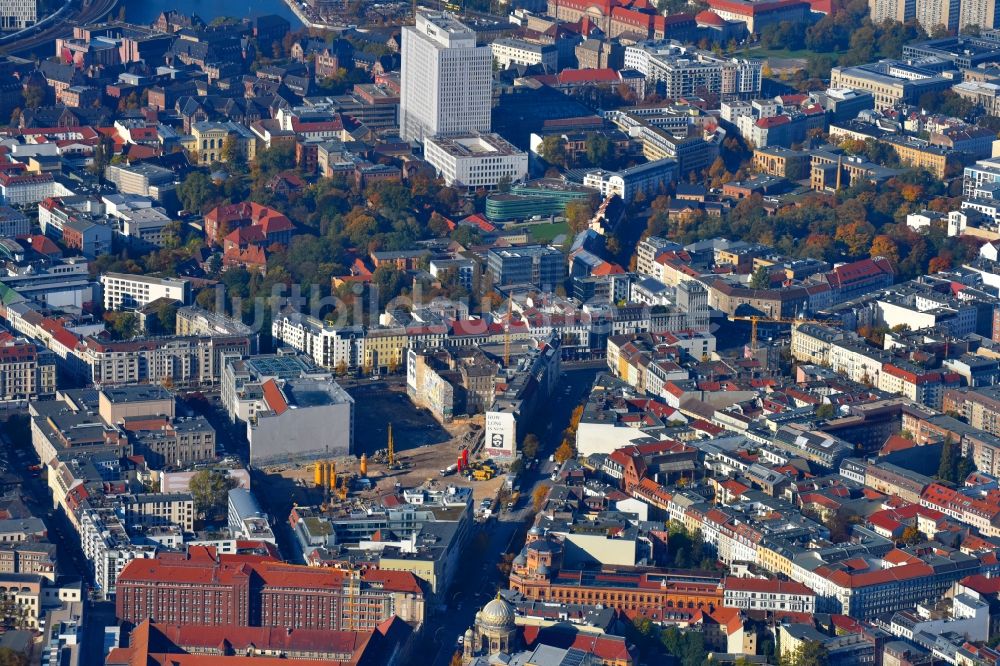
[100,273,190,311]
[400,11,492,142]
[424,133,528,189]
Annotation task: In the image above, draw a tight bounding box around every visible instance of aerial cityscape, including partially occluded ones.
[6,0,1000,664]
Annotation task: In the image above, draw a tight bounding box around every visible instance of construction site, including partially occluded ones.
[254,381,505,514]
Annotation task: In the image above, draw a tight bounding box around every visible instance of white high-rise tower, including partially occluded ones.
[400,11,492,143]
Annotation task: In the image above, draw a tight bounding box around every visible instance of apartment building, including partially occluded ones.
[0,206,29,238]
[624,43,762,99]
[78,335,250,386]
[723,577,816,613]
[0,338,56,402]
[271,314,367,370]
[119,493,195,533]
[960,0,1000,30]
[943,386,1000,437]
[77,505,155,599]
[101,272,190,311]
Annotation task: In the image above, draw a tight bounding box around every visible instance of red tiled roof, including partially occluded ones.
[261,378,288,415]
[522,626,635,661]
[557,68,621,84]
[825,257,894,289]
[695,9,726,25]
[724,576,814,596]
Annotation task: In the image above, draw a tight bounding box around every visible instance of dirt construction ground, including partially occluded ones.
[255,383,505,508]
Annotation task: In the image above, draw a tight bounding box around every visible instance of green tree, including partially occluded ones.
[937,434,958,483]
[178,171,217,213]
[749,264,771,289]
[220,135,245,167]
[189,469,238,517]
[565,199,594,234]
[585,133,614,167]
[815,403,835,419]
[0,647,27,666]
[957,454,976,482]
[782,640,830,666]
[22,85,44,110]
[539,135,569,169]
[105,312,138,340]
[157,300,179,334]
[522,434,540,459]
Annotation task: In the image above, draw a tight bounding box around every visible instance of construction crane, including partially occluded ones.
[730,315,842,350]
[387,422,395,468]
[503,299,512,367]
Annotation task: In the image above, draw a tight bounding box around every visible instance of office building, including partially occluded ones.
[487,245,566,289]
[104,163,176,200]
[227,488,275,544]
[115,546,426,630]
[829,61,952,109]
[583,158,677,203]
[100,273,190,311]
[424,133,528,190]
[0,0,36,29]
[400,11,491,142]
[490,38,557,70]
[247,376,354,466]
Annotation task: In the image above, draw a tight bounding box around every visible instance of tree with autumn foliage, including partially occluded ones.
[532,484,550,512]
[554,439,576,463]
[835,220,876,258]
[928,255,952,273]
[901,525,922,545]
[870,235,900,266]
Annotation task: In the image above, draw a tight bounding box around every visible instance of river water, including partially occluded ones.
[123,0,303,28]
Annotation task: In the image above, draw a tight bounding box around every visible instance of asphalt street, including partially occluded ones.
[424,364,601,666]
